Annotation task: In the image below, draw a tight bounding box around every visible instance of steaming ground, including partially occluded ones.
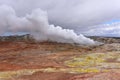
[0,5,97,45]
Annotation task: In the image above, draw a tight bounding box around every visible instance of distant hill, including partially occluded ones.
[0,34,120,43]
[0,34,34,42]
[88,36,120,43]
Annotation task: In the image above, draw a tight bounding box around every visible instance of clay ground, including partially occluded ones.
[0,41,120,80]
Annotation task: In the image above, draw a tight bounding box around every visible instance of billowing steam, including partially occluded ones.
[0,5,97,45]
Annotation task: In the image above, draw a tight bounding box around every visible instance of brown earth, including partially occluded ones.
[0,36,120,80]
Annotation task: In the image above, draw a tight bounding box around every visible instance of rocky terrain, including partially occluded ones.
[0,34,120,80]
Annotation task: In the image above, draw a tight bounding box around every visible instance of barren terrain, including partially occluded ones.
[0,35,120,80]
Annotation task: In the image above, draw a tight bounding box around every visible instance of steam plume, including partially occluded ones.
[0,5,96,45]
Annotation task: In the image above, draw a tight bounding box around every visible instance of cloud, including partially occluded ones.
[0,0,119,39]
[1,0,120,28]
[82,22,120,37]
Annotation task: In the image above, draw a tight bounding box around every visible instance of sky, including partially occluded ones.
[0,0,120,37]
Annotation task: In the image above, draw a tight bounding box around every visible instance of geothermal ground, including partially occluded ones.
[0,35,120,80]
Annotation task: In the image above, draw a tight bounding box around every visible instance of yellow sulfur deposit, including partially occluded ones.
[65,54,104,68]
[0,69,41,79]
[70,68,100,73]
[65,52,120,73]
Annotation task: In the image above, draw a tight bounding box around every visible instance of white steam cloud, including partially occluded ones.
[0,5,96,45]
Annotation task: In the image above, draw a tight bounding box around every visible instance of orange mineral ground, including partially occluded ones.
[0,36,120,80]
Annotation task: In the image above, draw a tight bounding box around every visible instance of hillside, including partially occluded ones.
[0,35,120,80]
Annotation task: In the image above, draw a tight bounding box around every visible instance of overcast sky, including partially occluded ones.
[0,0,120,37]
